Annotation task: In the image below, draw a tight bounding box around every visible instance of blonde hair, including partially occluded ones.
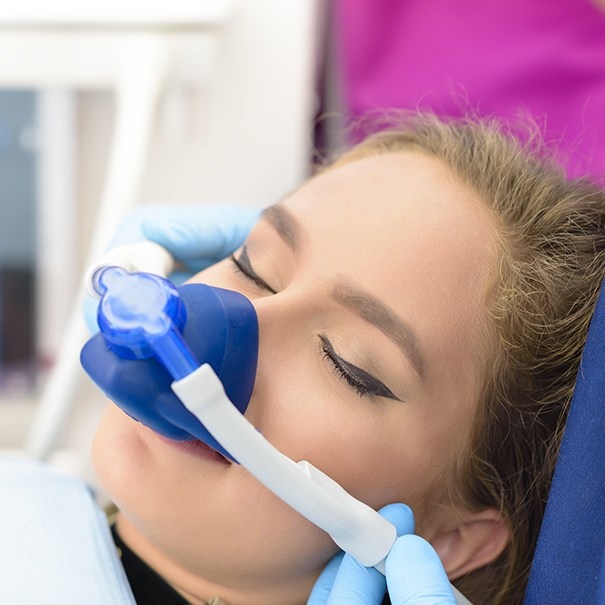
[331,114,605,604]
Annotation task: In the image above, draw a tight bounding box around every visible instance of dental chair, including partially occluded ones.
[0,457,135,604]
[523,281,605,604]
[1,280,604,603]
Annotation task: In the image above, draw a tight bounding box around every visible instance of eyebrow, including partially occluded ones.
[330,281,425,380]
[261,205,303,251]
[261,204,426,379]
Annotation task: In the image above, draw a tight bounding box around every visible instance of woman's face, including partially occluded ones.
[93,151,500,604]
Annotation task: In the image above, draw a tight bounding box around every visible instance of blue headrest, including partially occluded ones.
[524,282,605,604]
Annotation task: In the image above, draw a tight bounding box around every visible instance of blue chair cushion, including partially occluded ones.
[524,283,605,604]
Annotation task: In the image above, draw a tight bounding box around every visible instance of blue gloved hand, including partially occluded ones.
[307,503,457,605]
[83,204,260,332]
[138,204,261,279]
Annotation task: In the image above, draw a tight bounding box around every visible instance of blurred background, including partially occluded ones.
[0,0,603,489]
[0,0,325,484]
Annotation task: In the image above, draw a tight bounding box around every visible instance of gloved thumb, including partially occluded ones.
[378,503,415,536]
[141,205,260,273]
[305,504,416,605]
[385,535,457,605]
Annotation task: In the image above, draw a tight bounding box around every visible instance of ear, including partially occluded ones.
[429,508,510,580]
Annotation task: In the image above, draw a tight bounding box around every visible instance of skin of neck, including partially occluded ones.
[115,511,321,605]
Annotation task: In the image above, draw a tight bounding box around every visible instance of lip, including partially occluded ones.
[153,432,231,465]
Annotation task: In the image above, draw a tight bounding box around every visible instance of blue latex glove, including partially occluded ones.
[307,504,457,605]
[83,204,260,332]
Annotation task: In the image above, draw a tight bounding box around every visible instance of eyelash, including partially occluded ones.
[229,249,277,294]
[228,250,400,402]
[319,335,401,401]
[320,340,370,398]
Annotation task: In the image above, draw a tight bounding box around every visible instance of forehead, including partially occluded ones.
[283,151,497,272]
[281,151,499,386]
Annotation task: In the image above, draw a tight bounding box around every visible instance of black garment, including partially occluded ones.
[111,524,190,605]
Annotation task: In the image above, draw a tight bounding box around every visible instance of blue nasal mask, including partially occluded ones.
[80,266,258,461]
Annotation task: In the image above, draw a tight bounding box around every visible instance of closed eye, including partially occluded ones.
[229,246,278,294]
[320,335,401,402]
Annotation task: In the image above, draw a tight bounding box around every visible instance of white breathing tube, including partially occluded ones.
[87,242,472,604]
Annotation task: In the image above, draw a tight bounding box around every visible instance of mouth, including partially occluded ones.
[153,432,232,465]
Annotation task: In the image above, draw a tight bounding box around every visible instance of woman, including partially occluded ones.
[92,114,605,604]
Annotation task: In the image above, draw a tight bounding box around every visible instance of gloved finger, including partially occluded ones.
[320,504,416,604]
[167,270,197,286]
[385,535,457,605]
[306,553,344,605]
[378,503,415,537]
[106,206,159,248]
[307,503,416,605]
[141,205,260,268]
[324,553,386,605]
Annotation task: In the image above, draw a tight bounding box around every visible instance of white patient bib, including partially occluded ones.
[0,457,135,605]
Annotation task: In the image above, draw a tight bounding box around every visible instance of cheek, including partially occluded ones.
[92,405,160,510]
[318,410,441,509]
[92,404,213,529]
[247,347,443,515]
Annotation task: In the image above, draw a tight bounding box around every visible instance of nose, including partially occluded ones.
[243,286,321,419]
[251,285,321,347]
